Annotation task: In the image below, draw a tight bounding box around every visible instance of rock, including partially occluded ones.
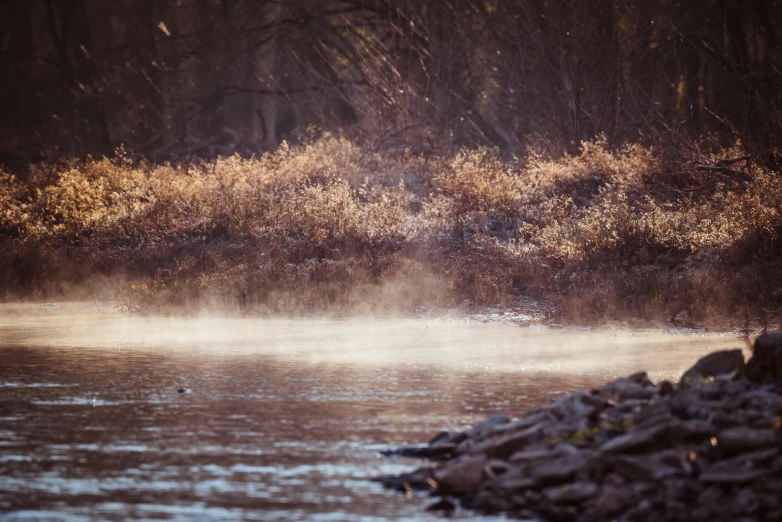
[710,446,779,469]
[542,482,599,504]
[426,498,456,512]
[482,459,513,480]
[740,388,782,411]
[534,503,578,522]
[593,486,638,515]
[632,401,672,427]
[373,466,435,492]
[599,422,670,454]
[467,413,510,436]
[377,348,782,521]
[628,371,654,387]
[605,450,685,483]
[531,452,593,485]
[699,468,771,484]
[667,419,714,441]
[681,349,745,382]
[481,409,555,439]
[477,423,546,459]
[468,489,514,513]
[717,427,779,452]
[692,487,726,521]
[733,488,760,515]
[510,446,570,463]
[658,380,674,396]
[428,431,451,445]
[601,377,655,401]
[381,443,458,460]
[487,473,535,493]
[549,391,606,421]
[433,455,487,494]
[618,498,655,521]
[744,332,782,381]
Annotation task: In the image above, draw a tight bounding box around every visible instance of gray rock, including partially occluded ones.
[549,391,606,421]
[681,349,744,382]
[605,452,684,483]
[378,348,782,521]
[710,446,779,469]
[733,488,760,515]
[373,466,435,492]
[632,401,671,427]
[699,468,771,484]
[599,422,670,454]
[495,410,556,435]
[542,482,599,504]
[426,498,456,512]
[594,486,638,515]
[509,447,562,463]
[667,419,714,441]
[467,413,510,437]
[743,332,782,382]
[658,380,674,396]
[717,427,779,452]
[740,387,782,411]
[476,423,546,459]
[692,487,727,521]
[603,380,655,401]
[381,442,457,459]
[487,473,536,494]
[532,452,593,485]
[428,431,451,445]
[432,455,487,494]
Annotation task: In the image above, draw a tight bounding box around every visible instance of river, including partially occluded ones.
[0,303,745,521]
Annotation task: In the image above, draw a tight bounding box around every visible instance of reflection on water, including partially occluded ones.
[0,304,744,521]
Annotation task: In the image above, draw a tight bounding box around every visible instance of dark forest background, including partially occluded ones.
[1,0,781,166]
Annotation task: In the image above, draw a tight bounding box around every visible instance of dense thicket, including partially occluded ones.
[1,0,781,166]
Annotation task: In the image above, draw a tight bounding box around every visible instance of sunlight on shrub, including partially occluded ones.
[2,136,781,321]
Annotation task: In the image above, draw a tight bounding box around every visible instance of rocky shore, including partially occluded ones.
[375,333,782,521]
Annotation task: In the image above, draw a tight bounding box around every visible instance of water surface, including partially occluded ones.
[0,304,744,521]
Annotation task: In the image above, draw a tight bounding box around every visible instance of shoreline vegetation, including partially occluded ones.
[376,334,782,520]
[2,135,782,327]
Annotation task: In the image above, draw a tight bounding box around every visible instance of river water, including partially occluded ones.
[0,303,745,521]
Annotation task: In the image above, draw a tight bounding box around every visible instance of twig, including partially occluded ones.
[715,155,751,168]
[696,156,752,176]
[695,165,745,175]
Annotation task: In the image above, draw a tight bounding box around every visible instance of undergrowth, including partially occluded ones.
[1,136,781,324]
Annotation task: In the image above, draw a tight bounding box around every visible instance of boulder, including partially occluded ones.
[681,349,744,383]
[743,332,782,382]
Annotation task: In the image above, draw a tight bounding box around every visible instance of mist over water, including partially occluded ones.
[0,304,744,521]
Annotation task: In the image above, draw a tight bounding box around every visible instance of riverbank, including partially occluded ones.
[2,136,782,325]
[376,333,782,521]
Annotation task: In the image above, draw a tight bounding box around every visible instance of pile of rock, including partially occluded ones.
[376,333,782,521]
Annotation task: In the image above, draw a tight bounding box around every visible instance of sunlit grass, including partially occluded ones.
[1,136,781,323]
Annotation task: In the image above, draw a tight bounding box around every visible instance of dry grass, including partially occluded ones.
[2,136,781,324]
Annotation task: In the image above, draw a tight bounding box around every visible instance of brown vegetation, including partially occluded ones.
[2,136,781,324]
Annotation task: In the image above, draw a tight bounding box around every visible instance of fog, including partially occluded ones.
[0,303,747,381]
